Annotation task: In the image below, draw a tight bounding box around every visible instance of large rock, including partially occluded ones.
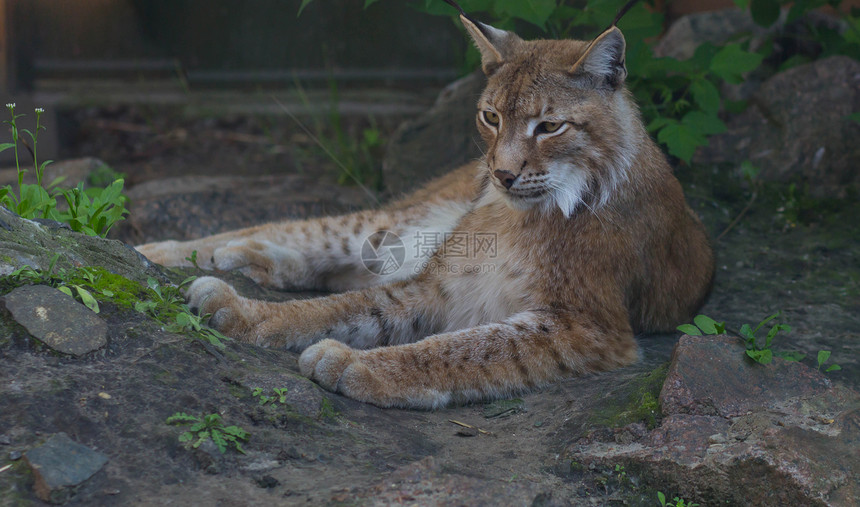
[113,174,375,244]
[0,206,167,285]
[697,56,860,197]
[569,334,860,506]
[1,285,108,356]
[381,71,486,196]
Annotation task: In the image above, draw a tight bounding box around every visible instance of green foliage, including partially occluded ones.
[657,491,700,507]
[252,387,289,406]
[134,276,228,348]
[166,412,249,454]
[0,104,129,237]
[299,0,859,163]
[678,312,843,371]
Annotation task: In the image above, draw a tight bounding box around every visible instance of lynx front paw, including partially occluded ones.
[212,239,305,289]
[186,277,256,340]
[299,340,394,406]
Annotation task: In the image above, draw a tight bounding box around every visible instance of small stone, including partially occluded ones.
[24,432,108,503]
[9,450,22,460]
[255,475,280,488]
[455,426,479,437]
[1,285,108,357]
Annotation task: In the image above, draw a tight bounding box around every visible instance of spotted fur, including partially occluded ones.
[138,17,714,408]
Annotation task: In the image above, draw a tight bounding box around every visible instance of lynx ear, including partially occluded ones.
[569,26,627,89]
[459,15,522,75]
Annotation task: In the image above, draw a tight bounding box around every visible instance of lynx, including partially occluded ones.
[137,10,714,409]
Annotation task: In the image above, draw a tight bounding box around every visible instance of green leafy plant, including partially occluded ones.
[166,412,249,454]
[252,387,289,406]
[134,277,228,348]
[657,491,699,507]
[738,311,791,364]
[678,313,844,370]
[185,250,201,269]
[817,350,841,372]
[0,104,129,237]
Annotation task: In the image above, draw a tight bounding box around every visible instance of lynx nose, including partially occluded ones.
[493,170,517,189]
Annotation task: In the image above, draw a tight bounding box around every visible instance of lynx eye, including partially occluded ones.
[536,121,564,135]
[482,110,500,127]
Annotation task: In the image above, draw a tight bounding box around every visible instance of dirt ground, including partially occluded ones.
[1,102,858,505]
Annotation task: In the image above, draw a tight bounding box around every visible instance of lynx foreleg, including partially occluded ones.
[299,309,638,408]
[186,275,445,350]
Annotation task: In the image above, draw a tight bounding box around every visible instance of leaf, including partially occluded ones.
[495,0,557,29]
[677,324,702,336]
[0,142,15,153]
[825,364,841,372]
[817,350,831,369]
[681,110,727,136]
[709,44,764,84]
[750,0,781,27]
[74,286,100,313]
[690,79,721,115]
[693,314,719,335]
[167,412,199,424]
[657,121,705,162]
[211,430,228,453]
[58,286,73,298]
[747,348,772,365]
[776,350,806,362]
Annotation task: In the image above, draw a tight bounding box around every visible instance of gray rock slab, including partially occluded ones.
[570,334,860,505]
[24,432,108,504]
[1,284,107,356]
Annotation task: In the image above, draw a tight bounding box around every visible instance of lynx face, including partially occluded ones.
[472,29,639,217]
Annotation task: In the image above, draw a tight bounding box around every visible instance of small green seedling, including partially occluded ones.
[817,350,841,373]
[739,312,791,365]
[166,412,249,454]
[657,491,699,507]
[252,387,289,406]
[185,250,201,269]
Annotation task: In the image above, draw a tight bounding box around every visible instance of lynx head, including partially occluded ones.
[463,16,643,217]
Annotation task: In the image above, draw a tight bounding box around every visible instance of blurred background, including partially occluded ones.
[0,0,858,245]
